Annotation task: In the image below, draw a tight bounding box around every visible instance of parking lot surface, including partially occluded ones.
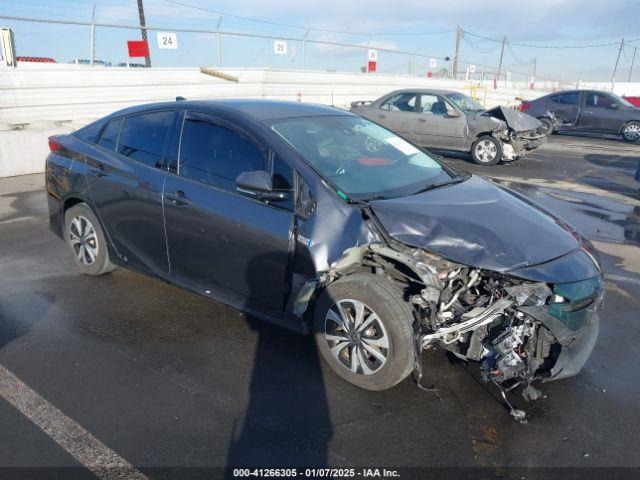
[1,134,639,478]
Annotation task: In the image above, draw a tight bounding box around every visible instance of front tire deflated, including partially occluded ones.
[313,273,415,391]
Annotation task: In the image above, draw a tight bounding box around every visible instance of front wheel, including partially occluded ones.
[621,121,640,142]
[64,203,115,276]
[313,273,415,391]
[538,117,555,136]
[471,136,502,166]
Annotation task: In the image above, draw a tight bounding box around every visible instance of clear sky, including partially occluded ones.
[1,0,639,82]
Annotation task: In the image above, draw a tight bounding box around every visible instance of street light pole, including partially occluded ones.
[496,36,506,85]
[89,1,95,67]
[136,0,151,68]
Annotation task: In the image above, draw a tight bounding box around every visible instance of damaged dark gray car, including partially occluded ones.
[350,89,546,165]
[47,100,602,423]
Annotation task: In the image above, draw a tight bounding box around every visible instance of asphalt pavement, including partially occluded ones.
[0,133,639,479]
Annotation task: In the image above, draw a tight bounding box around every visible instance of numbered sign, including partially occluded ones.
[368,49,378,62]
[274,40,287,55]
[157,32,178,49]
[469,64,476,73]
[428,58,437,68]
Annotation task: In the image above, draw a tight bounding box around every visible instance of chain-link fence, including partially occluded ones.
[1,14,570,90]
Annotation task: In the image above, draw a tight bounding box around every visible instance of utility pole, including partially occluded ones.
[611,37,624,88]
[452,25,462,78]
[89,1,95,67]
[136,0,151,68]
[302,29,310,71]
[496,36,506,85]
[628,46,637,82]
[531,57,537,89]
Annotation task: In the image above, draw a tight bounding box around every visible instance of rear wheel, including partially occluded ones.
[64,203,115,276]
[538,117,554,136]
[313,273,415,391]
[471,136,502,166]
[621,121,640,142]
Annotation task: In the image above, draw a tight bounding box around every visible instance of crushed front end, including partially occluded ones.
[411,259,603,421]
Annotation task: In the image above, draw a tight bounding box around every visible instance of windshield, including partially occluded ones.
[446,92,485,114]
[271,115,456,201]
[608,92,635,107]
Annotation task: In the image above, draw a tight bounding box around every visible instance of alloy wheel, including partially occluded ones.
[68,215,99,265]
[475,140,498,162]
[324,299,389,375]
[623,124,640,141]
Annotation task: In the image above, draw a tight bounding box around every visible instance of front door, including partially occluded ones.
[412,94,467,149]
[85,110,174,278]
[163,112,296,317]
[578,92,626,133]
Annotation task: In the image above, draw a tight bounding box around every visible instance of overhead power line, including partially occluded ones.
[162,0,454,37]
[465,30,640,49]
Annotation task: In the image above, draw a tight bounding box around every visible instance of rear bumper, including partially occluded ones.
[47,192,64,239]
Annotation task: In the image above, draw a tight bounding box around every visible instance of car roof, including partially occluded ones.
[381,88,461,97]
[108,98,352,122]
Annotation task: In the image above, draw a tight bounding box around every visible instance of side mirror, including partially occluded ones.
[444,110,461,118]
[610,102,620,109]
[236,170,286,201]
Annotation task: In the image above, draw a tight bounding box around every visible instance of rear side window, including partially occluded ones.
[117,111,174,168]
[179,116,268,192]
[380,93,417,112]
[552,92,579,105]
[98,117,123,151]
[75,119,106,143]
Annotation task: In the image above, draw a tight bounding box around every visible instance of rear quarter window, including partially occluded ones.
[74,118,107,143]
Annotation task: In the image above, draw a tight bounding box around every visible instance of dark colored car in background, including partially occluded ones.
[521,89,640,142]
[46,99,602,422]
[350,89,545,166]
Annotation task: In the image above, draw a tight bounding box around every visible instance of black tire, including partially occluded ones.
[471,135,502,166]
[313,273,415,391]
[621,121,640,143]
[64,203,115,276]
[538,117,554,136]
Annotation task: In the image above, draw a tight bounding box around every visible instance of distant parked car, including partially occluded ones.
[16,56,56,63]
[351,89,545,166]
[520,90,640,142]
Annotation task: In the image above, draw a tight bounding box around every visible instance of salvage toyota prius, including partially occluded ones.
[46,99,602,421]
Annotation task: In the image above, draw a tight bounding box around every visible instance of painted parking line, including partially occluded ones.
[0,363,147,480]
[605,273,640,287]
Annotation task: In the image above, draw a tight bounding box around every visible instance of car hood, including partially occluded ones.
[369,175,580,272]
[483,106,542,132]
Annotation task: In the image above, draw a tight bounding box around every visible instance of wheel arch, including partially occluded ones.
[619,119,640,135]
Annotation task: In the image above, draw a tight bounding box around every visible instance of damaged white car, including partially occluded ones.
[350,89,546,165]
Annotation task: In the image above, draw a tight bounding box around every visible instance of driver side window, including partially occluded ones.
[585,93,614,108]
[419,94,451,116]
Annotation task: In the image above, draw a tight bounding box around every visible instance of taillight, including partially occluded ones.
[520,101,531,112]
[48,137,62,152]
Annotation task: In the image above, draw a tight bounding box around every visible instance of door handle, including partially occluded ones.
[418,118,427,123]
[90,165,109,177]
[378,114,386,119]
[165,190,190,206]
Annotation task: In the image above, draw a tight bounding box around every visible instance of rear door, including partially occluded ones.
[85,110,174,278]
[369,92,419,140]
[163,111,296,317]
[547,91,581,127]
[411,93,467,149]
[578,92,625,133]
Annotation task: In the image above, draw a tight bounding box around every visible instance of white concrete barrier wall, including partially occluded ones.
[0,63,558,177]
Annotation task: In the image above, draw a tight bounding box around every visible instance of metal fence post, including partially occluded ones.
[302,29,310,71]
[216,16,222,67]
[89,1,95,67]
